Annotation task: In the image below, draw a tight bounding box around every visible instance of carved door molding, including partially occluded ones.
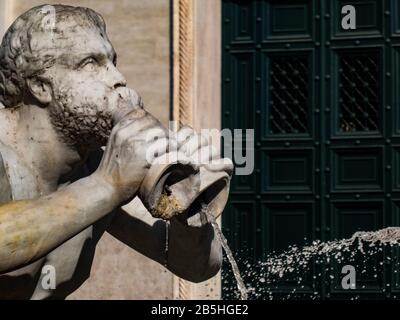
[171,0,222,300]
[172,0,194,128]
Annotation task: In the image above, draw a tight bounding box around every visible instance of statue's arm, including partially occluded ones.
[0,105,175,275]
[0,175,119,274]
[167,214,223,283]
[107,201,222,283]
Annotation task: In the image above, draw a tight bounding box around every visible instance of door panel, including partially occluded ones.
[222,0,399,299]
[265,52,312,137]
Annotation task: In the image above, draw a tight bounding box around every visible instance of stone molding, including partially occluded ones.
[172,0,222,300]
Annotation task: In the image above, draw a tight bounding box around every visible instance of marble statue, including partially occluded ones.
[0,4,232,299]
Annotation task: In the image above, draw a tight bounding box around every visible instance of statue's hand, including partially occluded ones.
[176,126,233,176]
[94,107,173,205]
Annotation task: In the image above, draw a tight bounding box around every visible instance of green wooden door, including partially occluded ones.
[222,0,400,299]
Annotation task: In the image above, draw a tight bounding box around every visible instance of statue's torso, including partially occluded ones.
[0,146,113,300]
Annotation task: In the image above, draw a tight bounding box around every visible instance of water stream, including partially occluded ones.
[264,227,400,280]
[193,203,400,300]
[235,227,400,299]
[201,203,248,300]
[218,224,400,299]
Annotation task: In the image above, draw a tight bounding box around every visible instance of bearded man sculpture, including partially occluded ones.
[0,5,232,299]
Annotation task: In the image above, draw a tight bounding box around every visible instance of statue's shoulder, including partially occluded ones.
[0,148,7,176]
[0,108,14,202]
[0,107,19,149]
[0,146,12,203]
[0,127,8,175]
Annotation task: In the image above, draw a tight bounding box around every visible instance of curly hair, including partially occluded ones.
[0,4,107,108]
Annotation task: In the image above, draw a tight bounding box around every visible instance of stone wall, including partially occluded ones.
[3,0,173,300]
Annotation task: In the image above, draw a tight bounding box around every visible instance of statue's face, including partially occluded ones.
[42,19,135,148]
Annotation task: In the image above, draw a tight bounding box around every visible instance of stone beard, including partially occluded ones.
[47,76,144,149]
[49,97,113,149]
[48,86,145,149]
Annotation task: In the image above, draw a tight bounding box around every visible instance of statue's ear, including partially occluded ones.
[26,77,53,105]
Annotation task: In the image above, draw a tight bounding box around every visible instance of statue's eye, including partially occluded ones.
[79,57,97,68]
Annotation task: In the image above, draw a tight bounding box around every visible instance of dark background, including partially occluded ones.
[222,0,400,300]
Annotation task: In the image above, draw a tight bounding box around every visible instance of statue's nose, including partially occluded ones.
[106,62,127,89]
[113,77,127,89]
